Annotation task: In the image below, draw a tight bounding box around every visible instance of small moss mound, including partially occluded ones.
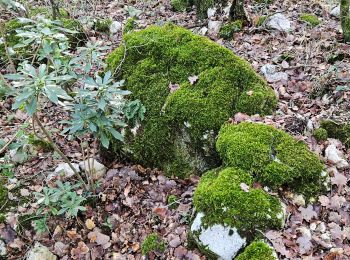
[106,24,276,177]
[193,167,283,234]
[141,233,166,255]
[320,120,350,146]
[94,18,112,33]
[216,122,325,197]
[124,18,136,34]
[313,128,328,142]
[219,20,243,40]
[300,13,320,27]
[236,240,276,260]
[171,0,188,12]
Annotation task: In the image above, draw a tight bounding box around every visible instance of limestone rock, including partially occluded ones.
[26,243,57,260]
[208,20,222,34]
[260,64,288,82]
[191,212,246,260]
[266,13,291,32]
[325,143,349,169]
[0,240,6,256]
[54,162,80,178]
[110,21,122,34]
[79,159,107,179]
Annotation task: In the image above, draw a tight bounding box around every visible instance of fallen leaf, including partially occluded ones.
[299,205,317,222]
[153,206,167,219]
[188,75,198,85]
[85,218,96,230]
[19,189,30,197]
[240,183,250,192]
[331,172,348,188]
[169,82,180,93]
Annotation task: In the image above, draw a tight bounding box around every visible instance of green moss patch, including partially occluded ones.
[300,13,320,27]
[94,18,112,33]
[236,240,276,260]
[320,120,350,147]
[216,122,325,197]
[141,233,166,255]
[106,24,276,178]
[219,20,243,40]
[193,167,283,235]
[171,0,188,12]
[313,128,328,142]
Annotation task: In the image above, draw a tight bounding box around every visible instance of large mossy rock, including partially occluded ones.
[106,24,277,178]
[217,122,325,197]
[191,167,284,259]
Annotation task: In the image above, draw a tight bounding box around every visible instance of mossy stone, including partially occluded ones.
[171,0,188,12]
[313,128,328,142]
[236,240,276,260]
[216,122,325,197]
[320,120,350,147]
[300,13,320,27]
[106,24,276,178]
[219,20,243,40]
[193,167,284,234]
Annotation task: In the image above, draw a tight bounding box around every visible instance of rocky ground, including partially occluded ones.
[0,0,350,259]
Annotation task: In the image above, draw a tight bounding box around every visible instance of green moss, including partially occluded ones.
[219,20,243,40]
[0,184,8,214]
[193,167,283,234]
[124,18,136,34]
[171,0,188,12]
[236,240,276,260]
[141,233,166,255]
[94,18,112,33]
[256,16,267,27]
[341,0,350,42]
[320,120,350,146]
[300,13,320,27]
[192,0,228,18]
[313,128,328,142]
[28,7,69,18]
[167,195,179,209]
[216,122,325,197]
[106,24,276,178]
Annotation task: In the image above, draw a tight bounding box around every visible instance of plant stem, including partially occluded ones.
[33,114,88,190]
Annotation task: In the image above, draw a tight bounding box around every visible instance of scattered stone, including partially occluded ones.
[79,159,107,179]
[168,234,181,248]
[292,194,306,207]
[266,13,292,32]
[325,143,349,169]
[260,64,288,82]
[208,20,222,34]
[330,6,340,17]
[26,243,57,260]
[191,212,246,259]
[0,240,6,256]
[54,162,80,178]
[110,21,122,34]
[207,8,216,18]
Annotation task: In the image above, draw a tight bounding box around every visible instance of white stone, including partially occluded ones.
[79,158,107,179]
[292,194,306,207]
[54,163,80,178]
[260,64,288,82]
[207,7,216,18]
[110,21,122,34]
[199,27,208,35]
[266,13,291,32]
[325,144,349,169]
[0,240,6,256]
[330,5,350,18]
[191,212,246,260]
[26,243,57,260]
[208,20,222,34]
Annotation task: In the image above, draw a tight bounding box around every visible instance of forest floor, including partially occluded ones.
[0,0,350,259]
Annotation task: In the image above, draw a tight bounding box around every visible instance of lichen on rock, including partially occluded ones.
[106,24,277,178]
[216,122,325,197]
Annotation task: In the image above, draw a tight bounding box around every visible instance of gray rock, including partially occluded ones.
[54,162,80,178]
[0,240,6,256]
[207,8,216,18]
[110,21,122,34]
[190,212,247,260]
[260,64,288,82]
[266,13,291,32]
[79,158,107,179]
[330,5,350,17]
[26,243,57,260]
[325,143,349,169]
[208,20,222,34]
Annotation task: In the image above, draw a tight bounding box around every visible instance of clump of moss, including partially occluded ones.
[300,13,320,27]
[192,0,229,18]
[94,18,112,33]
[167,195,179,209]
[256,16,267,27]
[236,240,276,260]
[124,18,136,34]
[216,122,325,197]
[193,167,283,234]
[141,233,166,255]
[313,128,328,142]
[219,20,243,39]
[106,24,276,178]
[28,7,69,18]
[171,0,188,12]
[320,120,350,146]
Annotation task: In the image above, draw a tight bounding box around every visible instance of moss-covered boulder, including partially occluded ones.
[320,120,350,147]
[217,122,325,197]
[106,24,277,177]
[236,240,277,260]
[191,167,284,259]
[0,8,85,65]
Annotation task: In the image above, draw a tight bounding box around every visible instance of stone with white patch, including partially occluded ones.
[260,64,288,82]
[110,21,122,34]
[325,143,349,169]
[79,158,107,179]
[266,13,292,32]
[26,243,57,260]
[191,212,246,260]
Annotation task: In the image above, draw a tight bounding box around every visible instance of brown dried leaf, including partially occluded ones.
[85,218,96,230]
[299,204,317,222]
